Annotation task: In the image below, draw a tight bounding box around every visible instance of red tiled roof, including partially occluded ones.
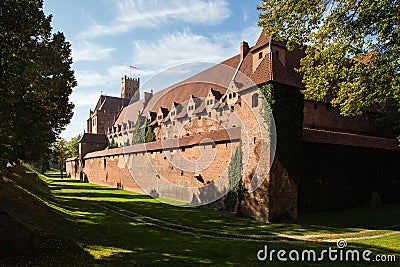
[353,50,379,65]
[302,128,400,150]
[114,31,305,131]
[94,95,130,112]
[251,31,287,52]
[79,133,108,144]
[84,127,241,159]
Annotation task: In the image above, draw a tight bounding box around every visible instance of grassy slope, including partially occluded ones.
[0,165,399,266]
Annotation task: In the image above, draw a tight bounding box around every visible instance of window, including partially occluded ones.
[275,50,280,57]
[228,94,232,99]
[259,52,263,59]
[189,105,194,111]
[171,111,175,116]
[232,92,237,98]
[158,115,162,120]
[208,112,211,117]
[252,93,259,108]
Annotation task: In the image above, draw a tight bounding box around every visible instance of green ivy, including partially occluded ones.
[260,83,304,183]
[225,143,244,215]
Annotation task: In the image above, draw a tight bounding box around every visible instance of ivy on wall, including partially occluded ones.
[225,143,245,216]
[260,83,304,183]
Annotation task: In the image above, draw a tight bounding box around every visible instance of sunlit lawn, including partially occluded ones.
[0,165,399,266]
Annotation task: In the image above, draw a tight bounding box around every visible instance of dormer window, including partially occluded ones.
[171,111,175,116]
[158,115,162,120]
[259,52,263,59]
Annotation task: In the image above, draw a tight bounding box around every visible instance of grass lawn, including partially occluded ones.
[0,165,399,266]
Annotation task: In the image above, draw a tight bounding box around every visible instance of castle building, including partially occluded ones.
[87,76,139,135]
[67,31,400,222]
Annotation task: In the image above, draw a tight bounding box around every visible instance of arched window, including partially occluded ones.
[252,93,259,108]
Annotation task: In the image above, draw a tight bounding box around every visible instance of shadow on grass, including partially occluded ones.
[2,166,399,266]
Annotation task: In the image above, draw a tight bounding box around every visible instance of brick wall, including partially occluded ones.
[81,88,286,221]
[303,100,380,135]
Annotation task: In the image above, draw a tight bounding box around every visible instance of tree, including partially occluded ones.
[131,116,146,144]
[0,0,76,176]
[258,0,400,139]
[51,138,70,179]
[145,120,156,143]
[109,137,118,148]
[68,134,82,158]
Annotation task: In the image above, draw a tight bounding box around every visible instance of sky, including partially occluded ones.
[43,0,264,141]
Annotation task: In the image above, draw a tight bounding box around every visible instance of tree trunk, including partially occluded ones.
[60,160,63,179]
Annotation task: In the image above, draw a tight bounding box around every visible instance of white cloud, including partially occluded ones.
[72,40,115,62]
[79,0,231,38]
[75,70,111,88]
[131,27,262,72]
[70,90,102,107]
[132,31,225,67]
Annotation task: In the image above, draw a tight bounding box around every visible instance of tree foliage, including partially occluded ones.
[51,138,69,179]
[131,116,146,145]
[132,116,156,145]
[145,120,156,143]
[68,134,82,158]
[258,0,400,138]
[0,0,76,173]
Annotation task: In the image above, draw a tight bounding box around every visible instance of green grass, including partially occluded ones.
[0,165,399,266]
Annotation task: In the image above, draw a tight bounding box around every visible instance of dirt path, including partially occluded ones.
[99,203,400,244]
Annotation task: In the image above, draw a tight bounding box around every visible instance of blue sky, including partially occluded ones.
[43,0,263,140]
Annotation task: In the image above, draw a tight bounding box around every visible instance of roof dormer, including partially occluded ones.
[157,107,168,123]
[187,95,200,117]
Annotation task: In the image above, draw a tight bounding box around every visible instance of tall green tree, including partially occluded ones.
[145,120,156,143]
[68,134,82,158]
[258,0,400,139]
[51,138,70,179]
[132,116,145,145]
[0,0,76,175]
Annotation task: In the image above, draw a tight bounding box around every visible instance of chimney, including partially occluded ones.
[143,90,153,107]
[240,41,250,60]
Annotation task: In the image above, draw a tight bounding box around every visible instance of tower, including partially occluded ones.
[121,75,140,102]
